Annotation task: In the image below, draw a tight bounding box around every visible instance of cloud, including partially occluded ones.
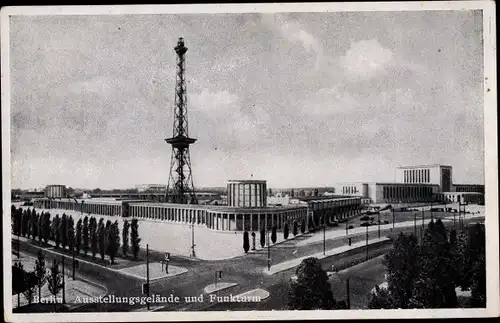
[262,14,323,68]
[190,89,239,114]
[341,39,394,81]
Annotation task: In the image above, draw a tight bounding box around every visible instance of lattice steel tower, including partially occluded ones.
[165,37,197,204]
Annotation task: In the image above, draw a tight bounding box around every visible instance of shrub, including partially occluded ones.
[243,231,250,253]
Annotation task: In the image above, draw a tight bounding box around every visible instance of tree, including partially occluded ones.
[34,250,47,300]
[251,232,256,250]
[43,213,51,244]
[23,271,38,305]
[243,231,250,253]
[260,228,265,248]
[60,214,68,249]
[12,262,25,308]
[131,219,141,260]
[470,253,486,307]
[383,233,421,309]
[293,221,298,236]
[288,257,335,310]
[271,226,277,244]
[410,219,457,308]
[90,218,98,259]
[37,213,43,243]
[67,216,75,253]
[75,219,83,254]
[122,220,130,257]
[107,221,120,264]
[31,208,38,240]
[368,285,394,309]
[301,219,306,234]
[21,209,29,237]
[82,216,89,256]
[284,222,289,239]
[46,259,63,310]
[53,214,61,248]
[98,221,106,260]
[11,205,17,234]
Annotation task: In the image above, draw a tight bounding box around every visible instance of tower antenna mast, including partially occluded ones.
[165,37,197,204]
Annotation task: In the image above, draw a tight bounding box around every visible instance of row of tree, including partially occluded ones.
[12,251,47,308]
[242,219,307,253]
[368,220,486,308]
[11,205,142,264]
[12,251,72,311]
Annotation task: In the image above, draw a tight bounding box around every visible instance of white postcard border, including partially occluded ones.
[2,1,498,321]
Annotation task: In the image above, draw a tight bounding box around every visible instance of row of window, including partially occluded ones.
[455,186,484,193]
[404,168,430,183]
[228,183,266,207]
[342,186,359,194]
[382,186,433,199]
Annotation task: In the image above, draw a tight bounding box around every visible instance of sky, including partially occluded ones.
[9,10,485,190]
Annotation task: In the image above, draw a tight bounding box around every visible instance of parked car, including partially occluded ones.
[360,215,370,221]
[360,222,371,227]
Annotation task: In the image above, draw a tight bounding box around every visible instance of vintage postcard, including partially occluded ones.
[2,1,498,321]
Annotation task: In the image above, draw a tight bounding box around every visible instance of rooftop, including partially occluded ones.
[396,164,452,169]
[227,180,267,183]
[127,201,306,212]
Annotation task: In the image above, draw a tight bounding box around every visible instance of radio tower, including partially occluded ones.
[165,37,197,204]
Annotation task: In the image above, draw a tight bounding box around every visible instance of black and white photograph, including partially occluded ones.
[2,2,498,321]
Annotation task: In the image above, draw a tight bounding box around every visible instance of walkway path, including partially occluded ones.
[264,237,390,275]
[294,212,484,247]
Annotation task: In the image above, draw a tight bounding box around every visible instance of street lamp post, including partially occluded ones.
[413,210,417,238]
[392,207,395,229]
[267,227,271,271]
[365,223,370,260]
[61,256,66,304]
[377,211,381,239]
[323,216,326,256]
[191,223,196,258]
[421,208,425,235]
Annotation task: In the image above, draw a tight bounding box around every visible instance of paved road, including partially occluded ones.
[14,213,483,312]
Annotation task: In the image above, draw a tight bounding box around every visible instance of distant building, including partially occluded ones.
[45,185,66,198]
[227,180,267,208]
[333,164,484,205]
[396,164,452,192]
[452,184,485,194]
[135,184,167,192]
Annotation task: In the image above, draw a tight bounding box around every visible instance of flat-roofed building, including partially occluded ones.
[452,184,485,194]
[396,164,453,192]
[227,180,267,208]
[45,185,66,198]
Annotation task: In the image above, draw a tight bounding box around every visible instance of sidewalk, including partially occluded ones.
[11,252,107,309]
[12,235,188,283]
[264,237,390,275]
[294,212,484,247]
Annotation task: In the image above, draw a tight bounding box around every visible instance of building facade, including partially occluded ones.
[439,192,484,204]
[290,196,363,228]
[332,182,439,204]
[44,185,67,198]
[32,197,308,232]
[396,164,453,192]
[227,180,267,208]
[135,184,167,192]
[452,184,485,194]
